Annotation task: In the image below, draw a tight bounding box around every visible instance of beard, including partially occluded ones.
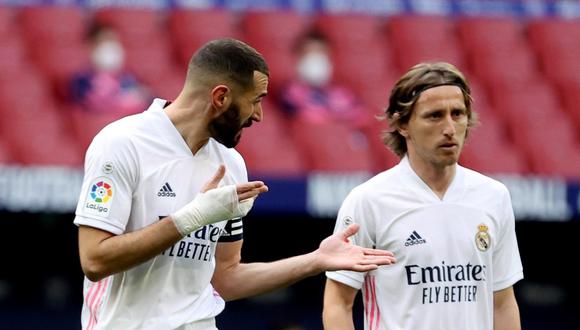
[209,101,247,148]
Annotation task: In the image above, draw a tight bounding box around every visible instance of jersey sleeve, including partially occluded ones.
[326,187,374,290]
[492,186,524,291]
[74,128,138,235]
[218,218,244,242]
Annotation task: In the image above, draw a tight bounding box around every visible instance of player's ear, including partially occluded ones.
[210,85,232,118]
[398,123,409,138]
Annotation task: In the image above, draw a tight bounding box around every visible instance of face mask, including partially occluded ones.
[297,52,333,87]
[91,40,125,72]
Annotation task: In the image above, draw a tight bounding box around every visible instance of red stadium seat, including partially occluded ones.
[240,10,310,93]
[20,6,86,47]
[460,110,529,175]
[0,103,82,166]
[168,9,238,66]
[94,8,163,47]
[0,138,14,164]
[387,15,465,71]
[0,36,30,77]
[290,117,375,172]
[557,81,580,131]
[457,16,526,56]
[124,43,181,86]
[528,19,580,84]
[68,106,128,153]
[469,46,542,87]
[0,6,18,40]
[236,101,306,176]
[315,13,384,47]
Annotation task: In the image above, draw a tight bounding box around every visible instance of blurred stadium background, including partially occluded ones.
[1,0,580,329]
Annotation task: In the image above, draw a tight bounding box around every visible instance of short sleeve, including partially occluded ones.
[326,188,374,290]
[74,128,138,235]
[492,187,524,291]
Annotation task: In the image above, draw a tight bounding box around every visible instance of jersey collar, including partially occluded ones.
[398,155,466,203]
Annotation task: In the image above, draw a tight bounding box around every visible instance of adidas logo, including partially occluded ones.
[405,231,426,246]
[157,182,176,197]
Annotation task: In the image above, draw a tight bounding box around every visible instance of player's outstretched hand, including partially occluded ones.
[315,223,396,272]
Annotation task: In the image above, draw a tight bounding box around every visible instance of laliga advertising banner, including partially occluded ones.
[0,166,579,221]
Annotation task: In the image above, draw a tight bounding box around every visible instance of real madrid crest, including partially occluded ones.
[475,223,491,252]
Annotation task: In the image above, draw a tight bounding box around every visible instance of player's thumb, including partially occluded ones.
[201,164,226,192]
[339,223,360,242]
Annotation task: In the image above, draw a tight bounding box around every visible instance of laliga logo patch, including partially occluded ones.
[475,223,491,252]
[84,177,114,217]
[343,216,353,227]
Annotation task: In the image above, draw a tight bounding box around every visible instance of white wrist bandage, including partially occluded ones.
[171,185,255,236]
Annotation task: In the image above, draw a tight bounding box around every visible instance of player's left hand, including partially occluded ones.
[315,224,396,272]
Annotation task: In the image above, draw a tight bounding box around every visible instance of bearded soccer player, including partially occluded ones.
[74,39,396,330]
[323,62,523,330]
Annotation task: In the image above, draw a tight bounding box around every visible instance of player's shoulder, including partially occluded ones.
[91,113,144,150]
[460,165,509,195]
[348,163,402,199]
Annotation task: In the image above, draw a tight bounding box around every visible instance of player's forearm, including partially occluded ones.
[79,217,182,282]
[323,305,355,330]
[493,287,521,330]
[214,252,323,301]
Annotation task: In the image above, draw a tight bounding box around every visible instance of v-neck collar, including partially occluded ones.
[399,155,465,203]
[147,98,210,159]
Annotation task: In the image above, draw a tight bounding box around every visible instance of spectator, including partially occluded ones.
[70,22,150,115]
[280,29,371,130]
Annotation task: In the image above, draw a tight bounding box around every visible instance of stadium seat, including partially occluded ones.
[469,46,541,87]
[68,106,128,153]
[0,36,29,77]
[94,8,164,48]
[387,15,466,71]
[236,101,306,176]
[0,6,18,39]
[20,6,86,47]
[0,102,82,166]
[240,10,310,94]
[290,117,375,172]
[460,110,529,175]
[528,19,580,84]
[556,81,580,131]
[457,16,526,56]
[168,9,238,66]
[123,43,181,87]
[0,138,14,164]
[315,13,384,47]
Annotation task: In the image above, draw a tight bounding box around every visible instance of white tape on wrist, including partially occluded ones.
[171,185,254,236]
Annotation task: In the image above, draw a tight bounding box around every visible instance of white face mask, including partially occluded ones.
[91,40,125,72]
[297,52,333,87]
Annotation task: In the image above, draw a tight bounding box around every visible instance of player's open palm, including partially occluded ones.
[317,224,396,272]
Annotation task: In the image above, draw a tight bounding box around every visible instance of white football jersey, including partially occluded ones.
[326,156,523,330]
[74,99,248,330]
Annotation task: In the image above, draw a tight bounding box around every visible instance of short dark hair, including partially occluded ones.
[382,62,477,157]
[187,38,269,91]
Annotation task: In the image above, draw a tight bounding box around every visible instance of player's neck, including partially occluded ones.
[164,96,212,155]
[407,154,456,200]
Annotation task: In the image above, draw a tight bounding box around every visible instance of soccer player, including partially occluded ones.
[74,38,396,330]
[323,62,523,330]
